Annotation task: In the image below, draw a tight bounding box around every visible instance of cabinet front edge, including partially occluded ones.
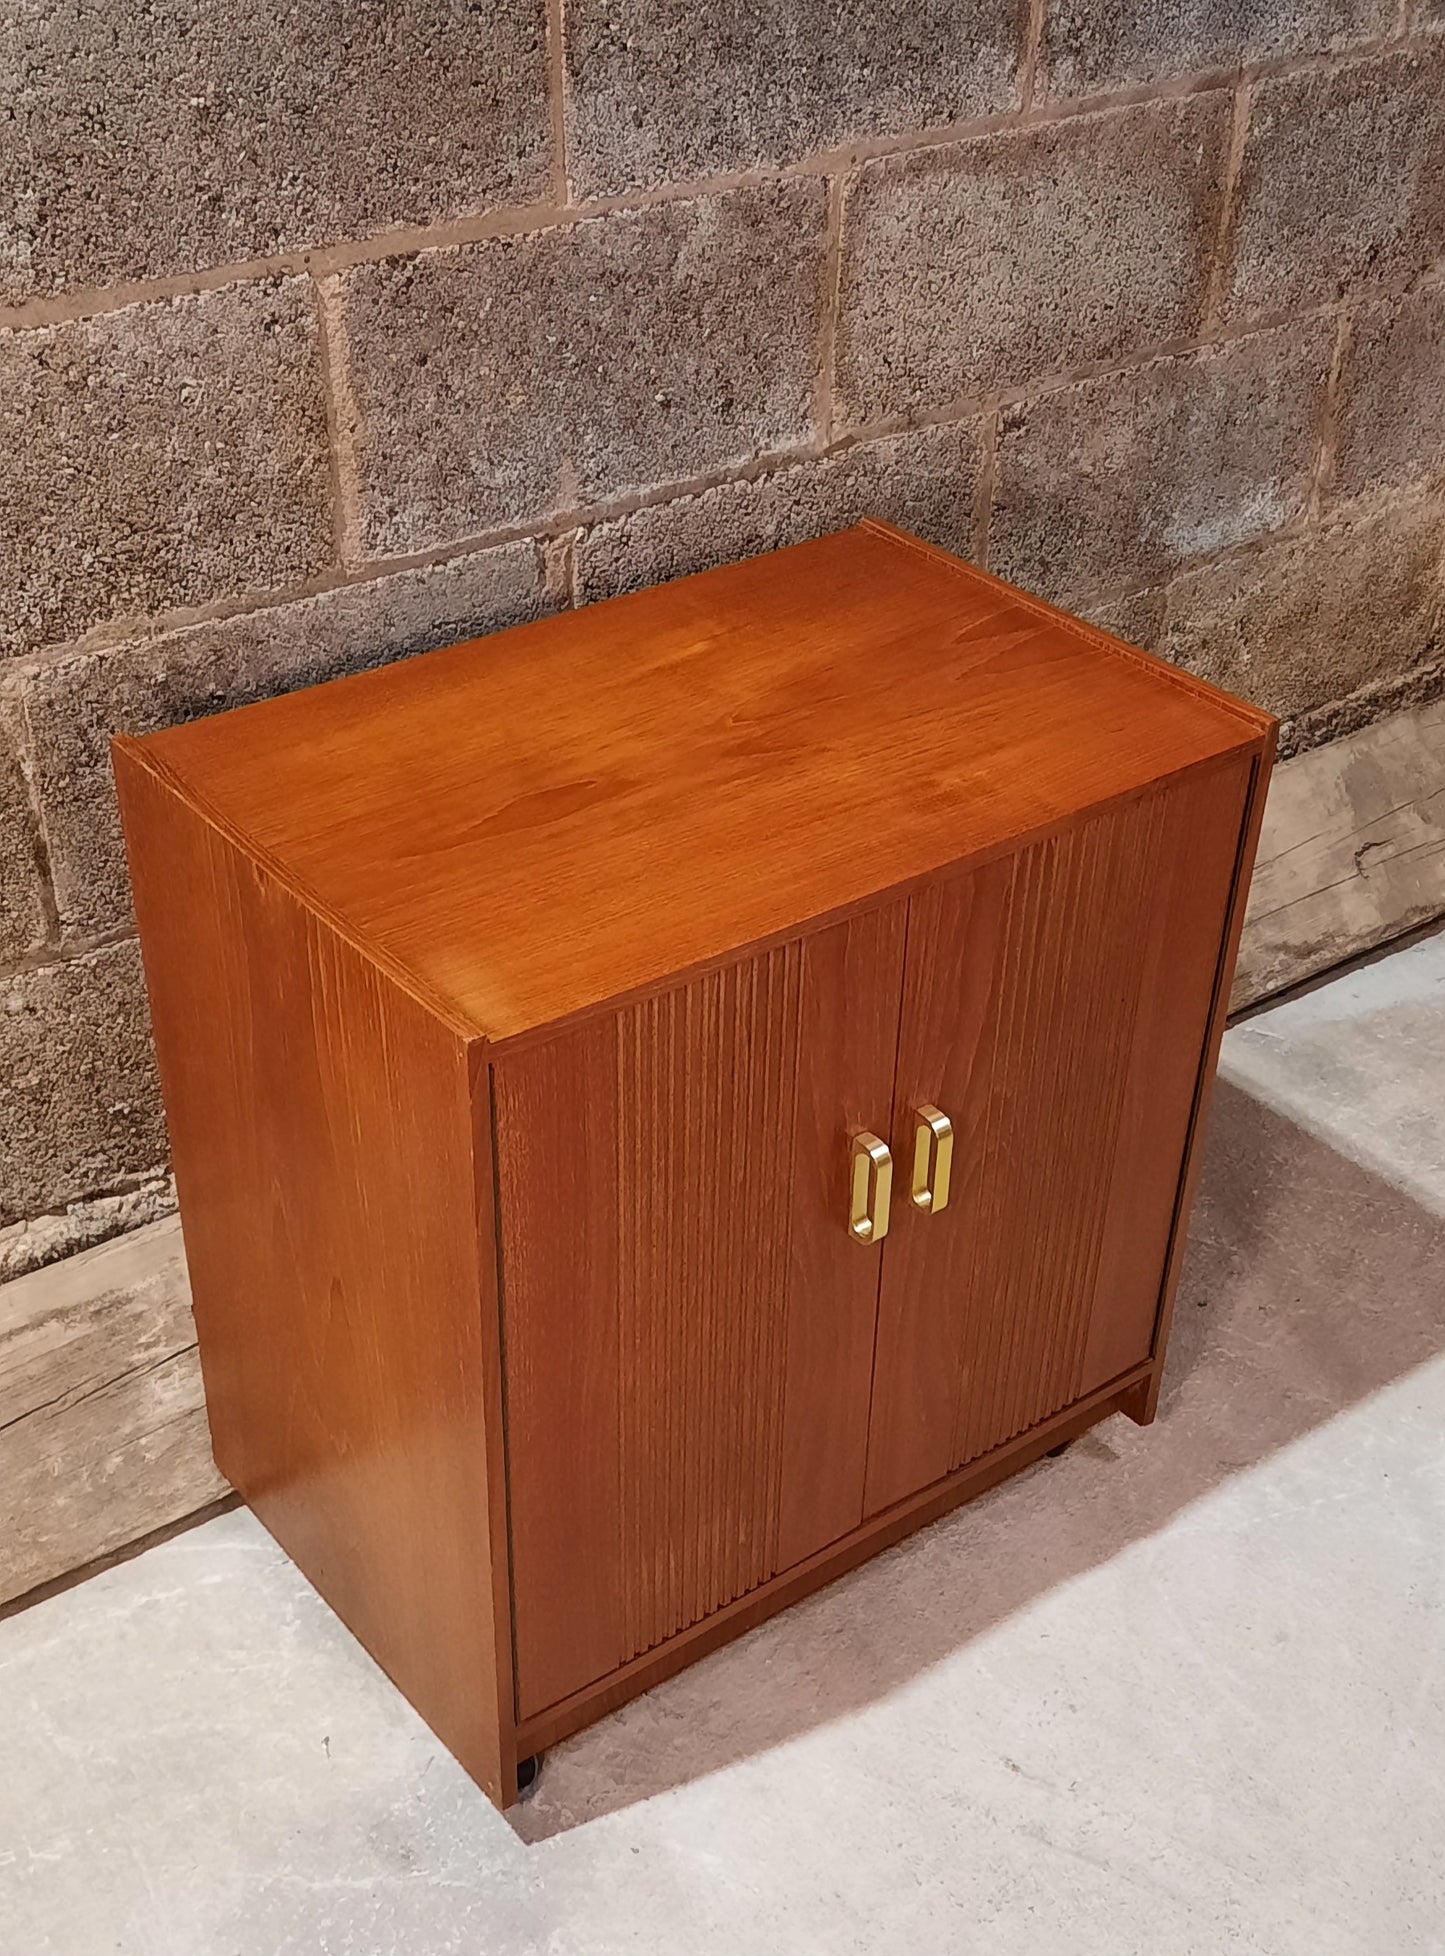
[1139,730,1278,1418]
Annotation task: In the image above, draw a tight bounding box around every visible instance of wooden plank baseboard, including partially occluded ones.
[0,1218,228,1607]
[1232,697,1445,1011]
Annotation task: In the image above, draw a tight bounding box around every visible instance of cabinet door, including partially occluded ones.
[494,907,904,1720]
[864,760,1251,1515]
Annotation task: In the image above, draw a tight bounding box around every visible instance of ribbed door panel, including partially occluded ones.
[496,906,905,1720]
[614,951,802,1659]
[949,794,1165,1466]
[864,764,1250,1514]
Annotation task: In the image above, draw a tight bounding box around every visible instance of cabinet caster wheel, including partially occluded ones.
[1046,1438,1070,1457]
[516,1753,542,1798]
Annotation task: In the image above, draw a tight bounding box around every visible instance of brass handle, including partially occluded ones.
[848,1132,893,1244]
[911,1104,953,1214]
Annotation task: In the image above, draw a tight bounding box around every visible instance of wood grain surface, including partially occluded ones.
[494,911,906,1720]
[1127,735,1275,1430]
[1081,755,1254,1393]
[128,522,1269,1043]
[863,757,1256,1513]
[114,745,517,1804]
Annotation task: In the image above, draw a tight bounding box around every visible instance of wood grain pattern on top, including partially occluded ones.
[120,523,1270,1044]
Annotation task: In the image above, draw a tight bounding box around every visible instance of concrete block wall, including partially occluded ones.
[2,2,1444,1262]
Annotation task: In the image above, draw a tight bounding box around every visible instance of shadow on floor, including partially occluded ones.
[512,1075,1445,1840]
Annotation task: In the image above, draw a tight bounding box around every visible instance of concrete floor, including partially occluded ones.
[2,932,1443,1955]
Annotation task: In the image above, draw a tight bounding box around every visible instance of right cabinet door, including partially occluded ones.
[864,758,1252,1516]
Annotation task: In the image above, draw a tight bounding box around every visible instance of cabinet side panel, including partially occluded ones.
[1081,756,1254,1394]
[114,747,510,1802]
[1132,737,1275,1426]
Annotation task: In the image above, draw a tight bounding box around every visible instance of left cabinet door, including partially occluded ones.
[493,907,907,1721]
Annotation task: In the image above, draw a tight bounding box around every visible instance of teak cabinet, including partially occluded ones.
[114,523,1275,1807]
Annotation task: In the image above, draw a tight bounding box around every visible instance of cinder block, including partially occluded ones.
[23,543,545,941]
[1074,588,1167,653]
[1159,495,1445,720]
[0,1173,176,1286]
[0,1,551,299]
[989,324,1330,602]
[0,942,166,1226]
[835,96,1229,427]
[1039,0,1388,98]
[1336,286,1445,498]
[0,709,49,963]
[563,0,1023,197]
[0,281,332,662]
[1283,660,1445,758]
[575,421,983,603]
[334,185,828,558]
[1225,48,1445,320]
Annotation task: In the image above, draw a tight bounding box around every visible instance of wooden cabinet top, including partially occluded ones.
[118,521,1272,1046]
